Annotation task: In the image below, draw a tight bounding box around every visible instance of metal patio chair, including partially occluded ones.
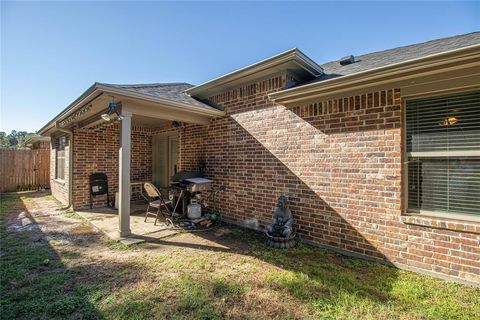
[143,182,172,226]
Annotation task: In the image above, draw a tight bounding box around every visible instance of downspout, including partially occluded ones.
[55,122,74,209]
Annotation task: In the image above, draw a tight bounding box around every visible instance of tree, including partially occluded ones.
[8,130,18,148]
[0,130,36,149]
[0,132,9,149]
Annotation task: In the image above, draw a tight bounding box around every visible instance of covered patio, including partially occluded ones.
[42,82,224,239]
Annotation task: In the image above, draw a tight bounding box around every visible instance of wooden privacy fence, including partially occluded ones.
[0,149,50,192]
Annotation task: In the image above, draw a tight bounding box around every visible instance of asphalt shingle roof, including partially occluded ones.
[100,82,218,110]
[304,32,480,85]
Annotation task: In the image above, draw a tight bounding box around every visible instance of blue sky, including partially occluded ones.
[1,1,479,133]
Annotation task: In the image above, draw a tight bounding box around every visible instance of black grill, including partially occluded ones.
[89,172,110,208]
[169,171,212,214]
[171,171,203,185]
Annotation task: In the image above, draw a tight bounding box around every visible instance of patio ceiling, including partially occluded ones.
[131,115,171,128]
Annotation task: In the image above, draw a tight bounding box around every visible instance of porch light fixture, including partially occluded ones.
[101,97,125,121]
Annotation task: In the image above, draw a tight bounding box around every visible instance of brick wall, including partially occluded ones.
[72,123,119,208]
[52,123,186,210]
[70,124,175,209]
[179,124,207,172]
[186,73,480,285]
[50,134,70,206]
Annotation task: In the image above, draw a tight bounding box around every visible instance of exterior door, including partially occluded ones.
[169,136,179,177]
[152,133,179,195]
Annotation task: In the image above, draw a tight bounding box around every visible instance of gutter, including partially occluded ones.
[54,122,74,209]
[269,44,480,104]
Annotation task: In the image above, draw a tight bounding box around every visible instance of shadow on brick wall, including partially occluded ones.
[201,109,397,265]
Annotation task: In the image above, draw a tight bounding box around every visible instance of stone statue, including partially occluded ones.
[266,195,293,238]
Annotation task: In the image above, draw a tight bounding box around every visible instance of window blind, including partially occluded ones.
[406,91,480,153]
[406,91,480,217]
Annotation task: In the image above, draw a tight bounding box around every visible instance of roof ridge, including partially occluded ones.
[100,82,193,88]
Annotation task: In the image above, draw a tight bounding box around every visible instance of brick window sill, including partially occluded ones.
[402,214,480,234]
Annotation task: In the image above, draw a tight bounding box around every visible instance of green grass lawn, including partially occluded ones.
[1,193,479,320]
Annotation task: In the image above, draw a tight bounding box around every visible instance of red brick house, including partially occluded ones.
[38,32,480,286]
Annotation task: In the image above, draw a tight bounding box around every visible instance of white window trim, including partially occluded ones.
[407,151,480,157]
[404,210,480,224]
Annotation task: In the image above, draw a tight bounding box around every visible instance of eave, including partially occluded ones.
[22,135,51,148]
[38,83,225,135]
[186,48,323,99]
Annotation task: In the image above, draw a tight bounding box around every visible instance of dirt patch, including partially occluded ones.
[71,224,96,235]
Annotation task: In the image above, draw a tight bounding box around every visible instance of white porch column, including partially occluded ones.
[118,111,132,237]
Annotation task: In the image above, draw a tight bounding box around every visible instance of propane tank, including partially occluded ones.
[187,199,202,219]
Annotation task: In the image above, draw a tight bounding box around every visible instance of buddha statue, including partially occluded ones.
[266,195,293,238]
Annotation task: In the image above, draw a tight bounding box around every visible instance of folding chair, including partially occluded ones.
[143,182,172,226]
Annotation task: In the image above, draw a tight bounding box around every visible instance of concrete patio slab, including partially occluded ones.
[76,204,180,244]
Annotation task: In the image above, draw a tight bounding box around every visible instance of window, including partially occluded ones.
[406,91,480,218]
[56,136,66,180]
